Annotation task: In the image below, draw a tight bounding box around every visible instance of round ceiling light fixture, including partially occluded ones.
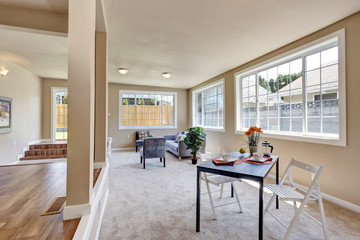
[118,68,128,74]
[162,72,172,79]
[0,69,9,77]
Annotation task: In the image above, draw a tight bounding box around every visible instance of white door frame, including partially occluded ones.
[51,87,68,142]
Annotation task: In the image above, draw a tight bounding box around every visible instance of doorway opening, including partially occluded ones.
[52,88,68,141]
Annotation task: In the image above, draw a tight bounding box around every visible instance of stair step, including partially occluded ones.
[25,149,67,157]
[29,144,67,150]
[20,155,67,161]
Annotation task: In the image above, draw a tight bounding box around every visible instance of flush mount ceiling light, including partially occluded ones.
[0,69,9,77]
[162,72,172,79]
[118,68,128,74]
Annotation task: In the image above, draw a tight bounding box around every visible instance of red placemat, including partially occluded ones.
[212,158,243,165]
[243,157,273,165]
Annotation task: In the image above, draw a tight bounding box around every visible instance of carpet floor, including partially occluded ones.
[100,151,360,240]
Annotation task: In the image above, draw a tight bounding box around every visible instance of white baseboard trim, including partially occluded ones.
[95,188,109,240]
[63,203,91,220]
[112,147,135,151]
[267,174,360,213]
[94,161,106,169]
[72,163,109,240]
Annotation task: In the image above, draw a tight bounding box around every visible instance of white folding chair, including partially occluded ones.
[264,157,329,240]
[199,153,243,220]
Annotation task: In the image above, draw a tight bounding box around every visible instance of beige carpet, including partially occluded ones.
[100,151,360,240]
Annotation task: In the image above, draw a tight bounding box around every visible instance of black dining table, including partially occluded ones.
[196,152,279,240]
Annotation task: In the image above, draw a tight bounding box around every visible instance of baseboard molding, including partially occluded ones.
[63,203,91,220]
[95,188,109,240]
[112,147,135,151]
[94,161,106,169]
[267,174,360,213]
[72,163,109,240]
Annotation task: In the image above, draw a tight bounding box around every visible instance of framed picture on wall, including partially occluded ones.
[0,97,12,133]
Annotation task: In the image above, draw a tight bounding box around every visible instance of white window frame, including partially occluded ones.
[192,79,225,132]
[118,90,177,130]
[234,29,346,146]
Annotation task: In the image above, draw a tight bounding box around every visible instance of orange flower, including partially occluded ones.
[245,131,251,136]
[257,127,263,133]
[249,126,257,132]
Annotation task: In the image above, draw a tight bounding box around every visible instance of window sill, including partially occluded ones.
[202,127,225,133]
[235,130,346,147]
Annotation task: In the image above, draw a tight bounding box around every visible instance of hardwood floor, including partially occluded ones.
[0,163,79,239]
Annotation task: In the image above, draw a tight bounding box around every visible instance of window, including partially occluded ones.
[193,80,224,131]
[235,29,346,146]
[119,91,177,129]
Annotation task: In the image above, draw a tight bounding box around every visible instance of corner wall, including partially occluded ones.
[0,57,42,164]
[188,12,360,206]
[108,83,188,149]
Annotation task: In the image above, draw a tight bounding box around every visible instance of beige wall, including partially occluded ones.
[188,12,360,206]
[0,57,42,164]
[109,83,188,148]
[0,5,68,34]
[41,78,68,139]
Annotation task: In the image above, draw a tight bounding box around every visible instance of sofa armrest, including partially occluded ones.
[178,140,191,156]
[164,135,176,141]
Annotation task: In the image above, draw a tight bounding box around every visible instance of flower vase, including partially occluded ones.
[249,145,257,156]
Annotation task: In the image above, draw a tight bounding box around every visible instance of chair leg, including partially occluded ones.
[317,186,329,240]
[160,158,162,162]
[140,156,142,164]
[220,184,224,199]
[264,193,277,217]
[143,158,145,169]
[163,157,166,167]
[283,200,307,240]
[178,156,182,161]
[136,146,138,152]
[204,175,217,220]
[231,182,243,213]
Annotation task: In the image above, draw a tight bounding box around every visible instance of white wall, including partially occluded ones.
[0,57,42,164]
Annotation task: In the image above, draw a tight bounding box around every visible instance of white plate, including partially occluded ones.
[215,157,238,162]
[247,157,267,163]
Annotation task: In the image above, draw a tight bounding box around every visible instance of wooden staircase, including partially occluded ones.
[20,143,67,161]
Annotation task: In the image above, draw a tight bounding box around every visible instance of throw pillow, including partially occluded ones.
[174,133,183,143]
[179,135,186,141]
[138,131,147,140]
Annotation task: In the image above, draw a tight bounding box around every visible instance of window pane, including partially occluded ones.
[260,117,268,130]
[307,101,321,117]
[321,46,338,67]
[306,52,320,71]
[306,69,320,86]
[280,118,290,131]
[307,118,321,133]
[291,118,303,132]
[323,116,339,134]
[269,118,278,131]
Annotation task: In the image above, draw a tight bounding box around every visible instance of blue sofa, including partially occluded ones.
[164,132,206,160]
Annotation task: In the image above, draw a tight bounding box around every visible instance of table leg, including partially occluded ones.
[259,179,264,240]
[231,184,234,198]
[276,158,279,209]
[196,168,201,232]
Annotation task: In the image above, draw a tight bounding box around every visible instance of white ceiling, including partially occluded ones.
[1,0,360,88]
[0,28,68,80]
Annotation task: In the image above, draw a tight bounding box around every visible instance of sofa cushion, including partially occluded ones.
[174,133,183,143]
[166,140,178,152]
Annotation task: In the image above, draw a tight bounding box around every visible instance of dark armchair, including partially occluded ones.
[140,137,166,169]
[135,130,149,152]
